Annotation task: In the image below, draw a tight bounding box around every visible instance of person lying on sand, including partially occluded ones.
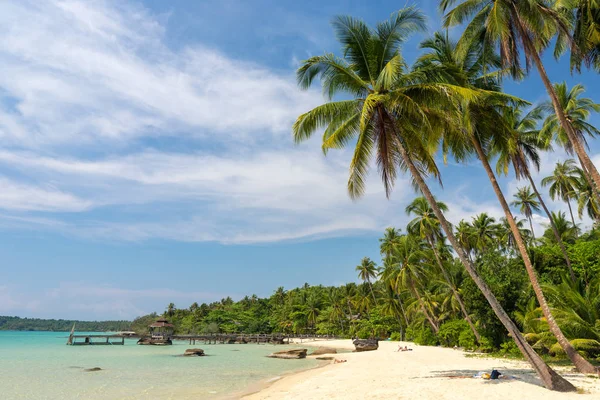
[396,345,412,352]
[334,359,347,364]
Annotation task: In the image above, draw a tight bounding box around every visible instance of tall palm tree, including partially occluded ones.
[511,186,541,240]
[562,1,600,72]
[455,220,476,259]
[355,257,379,304]
[379,257,410,329]
[542,159,581,227]
[293,8,577,389]
[498,216,531,254]
[495,105,576,281]
[406,196,481,341]
[379,227,402,260]
[539,82,600,205]
[422,15,596,376]
[541,211,579,246]
[575,166,600,221]
[394,235,440,333]
[442,0,600,235]
[470,213,500,253]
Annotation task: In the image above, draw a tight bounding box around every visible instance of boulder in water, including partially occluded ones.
[310,347,337,356]
[84,367,102,372]
[267,349,307,359]
[183,348,205,357]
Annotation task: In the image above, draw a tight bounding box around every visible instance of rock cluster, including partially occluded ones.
[310,347,338,356]
[267,349,307,359]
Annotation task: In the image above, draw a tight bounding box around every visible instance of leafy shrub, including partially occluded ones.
[409,326,438,346]
[438,320,469,347]
[459,328,477,350]
[389,332,402,341]
[498,341,522,357]
[477,336,494,353]
[571,339,600,359]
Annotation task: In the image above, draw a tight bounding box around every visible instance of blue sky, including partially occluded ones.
[0,0,599,320]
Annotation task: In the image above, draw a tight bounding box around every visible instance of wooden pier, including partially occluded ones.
[66,334,126,345]
[172,333,340,345]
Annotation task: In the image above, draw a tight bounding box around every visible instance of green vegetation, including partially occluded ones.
[0,316,131,332]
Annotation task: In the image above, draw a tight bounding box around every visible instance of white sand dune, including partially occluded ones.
[244,340,600,399]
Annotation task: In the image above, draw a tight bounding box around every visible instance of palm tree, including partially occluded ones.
[575,166,600,221]
[442,0,600,204]
[563,1,600,72]
[540,82,600,205]
[379,227,402,260]
[542,160,581,227]
[379,257,410,329]
[455,220,476,259]
[406,196,481,341]
[293,8,576,389]
[498,216,531,254]
[541,211,578,246]
[394,235,440,333]
[423,16,596,376]
[166,303,176,317]
[470,213,500,253]
[511,186,541,240]
[495,105,575,280]
[355,257,378,304]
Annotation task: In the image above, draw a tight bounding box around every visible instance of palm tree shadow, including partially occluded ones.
[425,368,563,388]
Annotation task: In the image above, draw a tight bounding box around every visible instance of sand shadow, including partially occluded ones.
[423,368,577,389]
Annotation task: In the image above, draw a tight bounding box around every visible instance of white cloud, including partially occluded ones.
[0,0,321,148]
[0,177,91,212]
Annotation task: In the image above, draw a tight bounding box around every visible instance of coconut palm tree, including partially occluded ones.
[541,211,579,246]
[495,106,576,281]
[355,257,379,304]
[166,303,176,317]
[442,0,600,238]
[455,220,476,259]
[540,82,600,204]
[542,159,581,227]
[424,13,596,376]
[394,235,440,333]
[562,0,600,72]
[470,213,500,253]
[379,227,402,260]
[406,196,481,341]
[575,166,600,221]
[511,186,542,240]
[498,216,532,254]
[293,8,577,389]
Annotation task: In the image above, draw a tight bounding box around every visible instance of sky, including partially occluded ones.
[1,0,599,321]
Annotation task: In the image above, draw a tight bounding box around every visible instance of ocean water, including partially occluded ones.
[0,331,319,399]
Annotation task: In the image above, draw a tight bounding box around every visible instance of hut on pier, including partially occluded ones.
[137,318,174,345]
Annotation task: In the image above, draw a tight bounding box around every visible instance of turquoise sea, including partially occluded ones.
[0,331,319,399]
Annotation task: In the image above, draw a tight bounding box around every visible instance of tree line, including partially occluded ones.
[0,316,131,332]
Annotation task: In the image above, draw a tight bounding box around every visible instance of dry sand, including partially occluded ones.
[243,339,600,399]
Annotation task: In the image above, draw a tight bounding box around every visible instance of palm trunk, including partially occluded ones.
[519,24,600,205]
[526,171,576,282]
[368,281,377,305]
[528,216,536,241]
[428,237,481,342]
[386,110,576,391]
[412,282,439,333]
[472,134,597,375]
[577,155,600,220]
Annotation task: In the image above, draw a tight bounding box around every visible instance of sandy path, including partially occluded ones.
[244,340,600,399]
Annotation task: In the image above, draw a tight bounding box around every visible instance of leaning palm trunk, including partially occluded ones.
[472,134,597,376]
[515,19,600,206]
[413,285,439,334]
[385,111,575,391]
[525,171,576,282]
[428,237,481,342]
[576,154,600,223]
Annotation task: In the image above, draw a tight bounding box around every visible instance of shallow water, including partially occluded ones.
[0,331,317,399]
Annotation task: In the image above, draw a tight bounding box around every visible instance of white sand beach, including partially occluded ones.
[244,340,600,399]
